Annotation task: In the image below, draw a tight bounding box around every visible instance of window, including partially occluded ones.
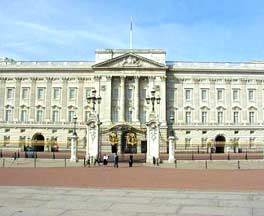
[52,110,60,122]
[4,136,10,146]
[5,110,12,121]
[86,88,92,98]
[113,88,119,98]
[233,111,239,124]
[233,89,239,101]
[201,138,207,146]
[37,88,45,100]
[7,88,13,99]
[140,89,146,99]
[248,89,255,101]
[249,112,255,124]
[140,110,146,123]
[53,88,60,100]
[217,89,224,101]
[127,89,133,100]
[185,89,192,101]
[69,88,76,100]
[249,138,255,146]
[201,89,208,101]
[185,111,191,124]
[22,88,29,100]
[127,111,133,122]
[185,138,191,148]
[112,110,119,122]
[217,111,223,124]
[21,110,27,122]
[85,111,90,122]
[68,111,75,122]
[234,130,239,134]
[201,111,207,124]
[36,110,43,122]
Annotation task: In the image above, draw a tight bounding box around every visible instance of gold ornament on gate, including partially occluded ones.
[126,132,137,146]
[109,132,119,145]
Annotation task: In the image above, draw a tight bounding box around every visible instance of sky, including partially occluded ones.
[0,0,264,62]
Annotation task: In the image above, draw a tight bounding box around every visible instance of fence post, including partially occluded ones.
[238,160,240,169]
[64,158,66,168]
[192,152,194,160]
[245,151,248,160]
[198,146,200,154]
[34,154,36,168]
[205,160,208,169]
[0,149,3,158]
[84,158,86,167]
[2,158,5,168]
[228,152,230,160]
[210,152,212,160]
[175,159,177,168]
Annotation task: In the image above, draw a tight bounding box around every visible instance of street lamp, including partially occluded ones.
[87,89,102,111]
[146,89,161,112]
[169,114,175,137]
[86,89,102,161]
[73,115,78,136]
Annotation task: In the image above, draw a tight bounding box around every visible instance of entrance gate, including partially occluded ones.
[31,133,45,152]
[215,135,225,153]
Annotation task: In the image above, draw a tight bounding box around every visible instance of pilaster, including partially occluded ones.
[61,77,69,121]
[45,77,52,121]
[29,78,37,120]
[120,76,125,122]
[77,78,84,121]
[134,76,140,123]
[0,78,6,121]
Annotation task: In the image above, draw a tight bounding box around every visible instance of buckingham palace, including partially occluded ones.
[1,48,264,155]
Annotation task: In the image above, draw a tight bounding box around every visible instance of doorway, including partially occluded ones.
[32,133,45,152]
[215,135,225,153]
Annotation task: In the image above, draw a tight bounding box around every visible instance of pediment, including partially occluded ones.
[92,53,166,69]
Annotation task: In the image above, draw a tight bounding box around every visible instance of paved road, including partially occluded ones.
[1,165,264,191]
[0,186,264,216]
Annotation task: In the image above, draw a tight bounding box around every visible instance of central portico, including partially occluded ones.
[90,49,168,155]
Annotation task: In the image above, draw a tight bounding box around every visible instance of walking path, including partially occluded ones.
[0,186,264,216]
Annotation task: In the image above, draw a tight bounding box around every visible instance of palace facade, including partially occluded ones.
[1,49,264,153]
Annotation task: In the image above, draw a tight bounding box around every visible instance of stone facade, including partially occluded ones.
[1,50,264,153]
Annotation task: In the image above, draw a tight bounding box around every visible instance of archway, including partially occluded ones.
[32,133,45,152]
[215,135,225,153]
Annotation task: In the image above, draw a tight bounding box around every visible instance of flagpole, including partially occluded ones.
[130,17,133,49]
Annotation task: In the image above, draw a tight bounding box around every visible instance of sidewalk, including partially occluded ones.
[0,186,263,216]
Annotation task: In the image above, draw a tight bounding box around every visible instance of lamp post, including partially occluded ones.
[70,115,78,162]
[168,114,175,163]
[169,114,175,137]
[87,89,102,112]
[73,115,77,136]
[146,89,160,113]
[86,89,102,160]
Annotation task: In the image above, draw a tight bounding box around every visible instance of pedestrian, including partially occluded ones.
[114,153,119,168]
[94,155,100,166]
[129,154,133,167]
[86,154,91,168]
[103,154,107,165]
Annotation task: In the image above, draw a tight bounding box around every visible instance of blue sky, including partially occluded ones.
[0,0,264,62]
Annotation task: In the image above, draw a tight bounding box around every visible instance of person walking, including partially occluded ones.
[94,155,100,166]
[114,153,119,168]
[129,154,133,167]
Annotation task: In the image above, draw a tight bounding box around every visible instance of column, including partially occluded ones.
[101,76,112,124]
[177,78,183,123]
[120,76,125,122]
[77,78,84,121]
[225,79,232,123]
[134,76,140,122]
[29,78,37,120]
[94,76,101,115]
[209,79,216,122]
[0,78,6,121]
[45,78,52,121]
[160,76,166,123]
[193,79,199,123]
[257,80,262,124]
[14,78,22,121]
[241,79,247,122]
[61,78,68,121]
